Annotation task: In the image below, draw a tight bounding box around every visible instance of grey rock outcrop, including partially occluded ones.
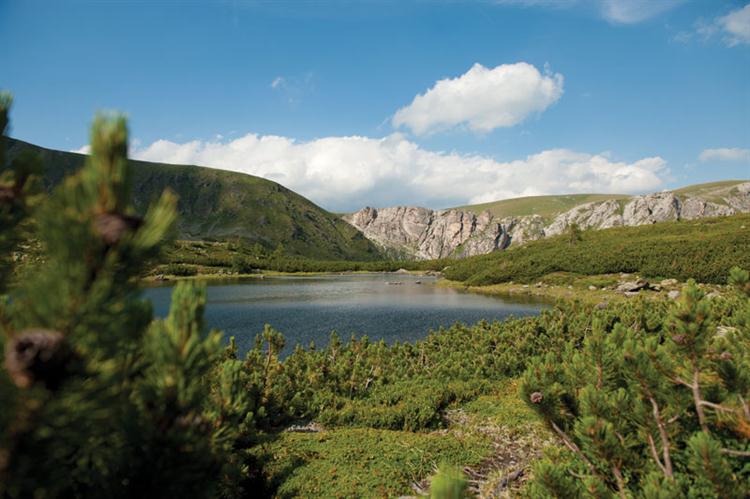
[343,207,513,260]
[344,182,750,260]
[545,200,623,237]
[545,183,750,236]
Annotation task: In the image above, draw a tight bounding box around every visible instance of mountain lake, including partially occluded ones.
[143,273,547,355]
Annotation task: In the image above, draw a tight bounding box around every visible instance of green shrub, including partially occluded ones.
[0,104,255,497]
[521,275,750,496]
[445,216,750,285]
[164,262,198,276]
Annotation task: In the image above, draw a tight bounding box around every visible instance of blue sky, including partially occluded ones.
[1,0,749,210]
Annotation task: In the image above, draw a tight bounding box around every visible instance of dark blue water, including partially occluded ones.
[143,274,545,355]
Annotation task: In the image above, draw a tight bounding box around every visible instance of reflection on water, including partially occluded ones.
[143,274,547,355]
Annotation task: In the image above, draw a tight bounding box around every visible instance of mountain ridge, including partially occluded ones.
[6,138,382,261]
[344,180,750,260]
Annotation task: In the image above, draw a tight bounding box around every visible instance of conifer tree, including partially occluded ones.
[521,277,750,497]
[0,98,253,498]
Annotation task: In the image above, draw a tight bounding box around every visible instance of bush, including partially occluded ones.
[445,216,750,285]
[521,275,750,496]
[0,103,255,497]
[164,263,198,276]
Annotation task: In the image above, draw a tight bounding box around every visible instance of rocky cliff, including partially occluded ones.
[344,182,750,259]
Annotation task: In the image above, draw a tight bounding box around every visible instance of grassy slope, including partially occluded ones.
[456,193,632,221]
[6,138,380,261]
[444,213,750,286]
[673,179,748,203]
[456,180,749,221]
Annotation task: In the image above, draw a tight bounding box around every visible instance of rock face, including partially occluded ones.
[344,182,750,259]
[343,207,514,259]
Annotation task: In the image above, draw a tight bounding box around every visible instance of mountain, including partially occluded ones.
[343,181,750,260]
[6,138,381,261]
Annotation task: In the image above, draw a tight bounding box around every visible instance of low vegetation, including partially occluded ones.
[457,193,632,221]
[444,214,750,286]
[153,238,450,277]
[2,100,748,498]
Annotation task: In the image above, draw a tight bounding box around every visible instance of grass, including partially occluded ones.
[444,213,750,286]
[674,179,748,204]
[7,137,381,261]
[455,180,749,222]
[254,378,553,498]
[455,193,632,221]
[254,427,492,498]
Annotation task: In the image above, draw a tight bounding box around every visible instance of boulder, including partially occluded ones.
[617,279,650,293]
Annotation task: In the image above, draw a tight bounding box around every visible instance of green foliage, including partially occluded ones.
[445,214,750,285]
[0,110,253,498]
[253,427,489,498]
[567,222,583,246]
[163,262,198,276]
[458,192,633,221]
[6,136,382,261]
[0,94,42,292]
[158,238,450,276]
[521,278,750,497]
[429,463,469,499]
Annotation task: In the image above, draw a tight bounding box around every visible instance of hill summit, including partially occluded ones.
[6,138,381,261]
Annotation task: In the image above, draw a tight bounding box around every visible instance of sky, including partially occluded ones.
[1,0,749,211]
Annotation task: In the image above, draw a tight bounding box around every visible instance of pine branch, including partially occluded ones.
[550,422,602,480]
[720,448,750,458]
[649,397,674,478]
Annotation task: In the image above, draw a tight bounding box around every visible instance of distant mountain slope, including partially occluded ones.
[456,193,632,222]
[7,138,381,261]
[456,180,749,222]
[344,181,750,260]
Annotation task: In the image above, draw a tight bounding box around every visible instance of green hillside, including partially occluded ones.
[673,179,748,203]
[456,180,749,222]
[6,138,381,260]
[456,193,632,221]
[444,213,750,285]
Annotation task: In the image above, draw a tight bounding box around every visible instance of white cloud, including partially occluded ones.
[71,145,91,154]
[493,0,682,23]
[131,132,668,211]
[270,76,285,89]
[717,4,750,46]
[699,148,750,162]
[682,4,750,47]
[392,62,564,136]
[599,0,683,24]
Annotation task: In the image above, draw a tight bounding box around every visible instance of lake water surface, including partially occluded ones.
[144,274,546,355]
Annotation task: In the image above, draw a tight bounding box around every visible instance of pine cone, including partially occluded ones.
[4,329,71,390]
[530,392,543,404]
[93,213,143,245]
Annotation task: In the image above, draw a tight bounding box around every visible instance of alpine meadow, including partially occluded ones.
[1,1,749,498]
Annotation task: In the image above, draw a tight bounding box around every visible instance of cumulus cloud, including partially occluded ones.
[392,62,564,136]
[70,145,91,154]
[682,4,750,47]
[699,148,750,162]
[130,132,668,211]
[717,4,750,46]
